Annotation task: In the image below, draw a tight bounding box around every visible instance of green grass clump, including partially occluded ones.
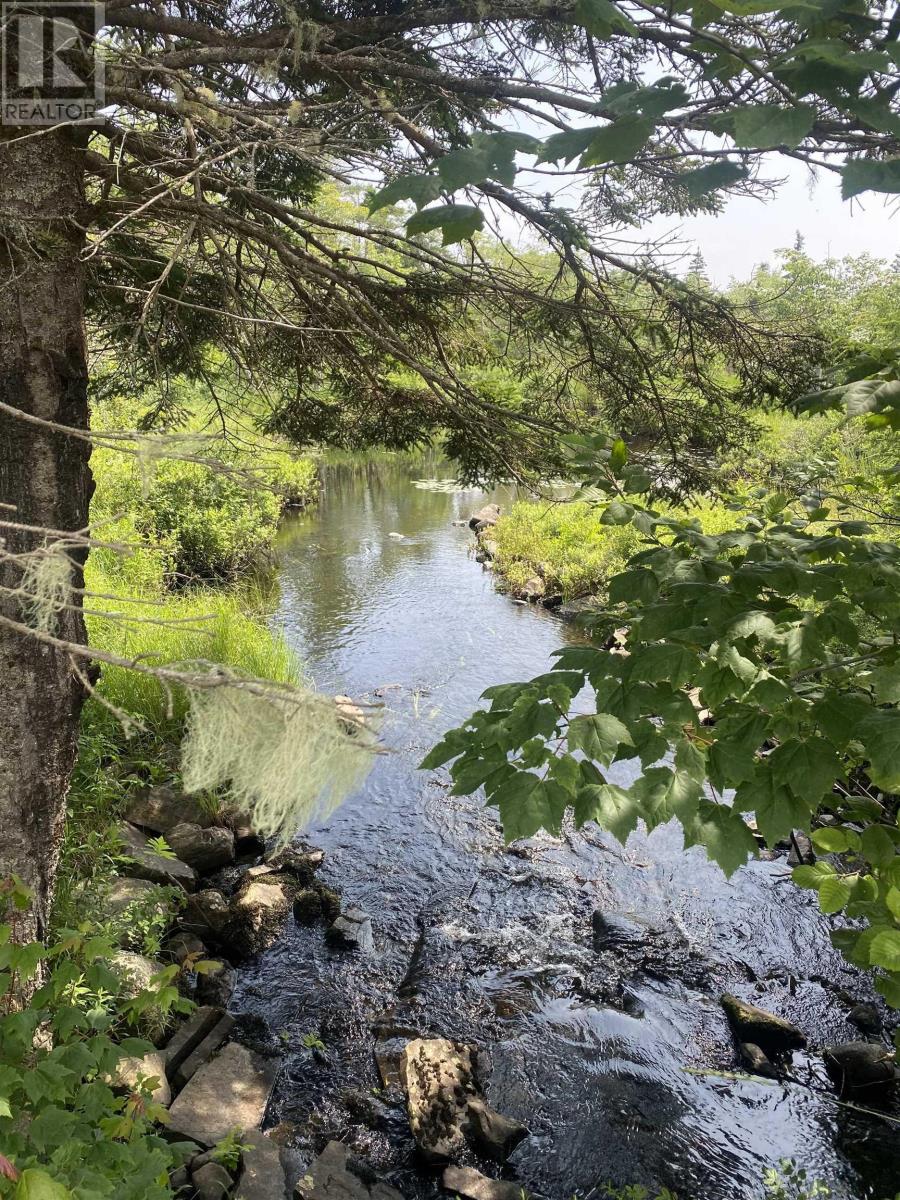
[490,500,642,600]
[490,497,734,601]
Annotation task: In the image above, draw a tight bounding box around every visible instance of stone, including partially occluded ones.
[197,962,236,1008]
[118,822,198,892]
[555,594,601,622]
[127,784,213,835]
[848,1003,882,1036]
[294,1141,404,1200]
[107,876,161,918]
[318,886,341,923]
[442,1167,522,1200]
[231,823,266,857]
[170,1165,190,1192]
[265,845,325,881]
[468,503,500,531]
[168,1042,276,1146]
[325,906,374,953]
[374,1037,407,1091]
[228,874,294,958]
[163,1006,228,1079]
[172,1013,236,1092]
[823,1042,898,1098]
[110,1049,171,1106]
[166,931,207,963]
[591,910,647,952]
[236,1132,288,1200]
[720,993,806,1054]
[465,1098,527,1163]
[293,889,324,925]
[739,1042,778,1079]
[193,1160,234,1200]
[111,950,164,997]
[520,576,544,600]
[787,831,815,866]
[168,823,236,874]
[342,1088,397,1133]
[401,1038,475,1161]
[183,889,231,939]
[400,1038,525,1165]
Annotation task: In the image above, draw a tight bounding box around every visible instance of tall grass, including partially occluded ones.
[489,496,736,600]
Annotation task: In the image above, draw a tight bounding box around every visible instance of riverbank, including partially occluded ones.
[472,410,898,607]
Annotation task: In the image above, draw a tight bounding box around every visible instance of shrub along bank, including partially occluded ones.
[485,496,736,602]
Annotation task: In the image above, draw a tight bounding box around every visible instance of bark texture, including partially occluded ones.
[0,129,91,942]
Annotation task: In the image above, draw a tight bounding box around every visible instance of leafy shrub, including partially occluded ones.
[90,393,318,584]
[0,881,190,1198]
[146,460,282,582]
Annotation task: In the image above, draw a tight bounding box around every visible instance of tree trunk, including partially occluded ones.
[0,129,92,944]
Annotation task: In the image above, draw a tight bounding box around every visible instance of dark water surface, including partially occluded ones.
[234,459,899,1200]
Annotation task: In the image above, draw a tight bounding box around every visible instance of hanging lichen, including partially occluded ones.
[19,545,72,634]
[180,679,378,844]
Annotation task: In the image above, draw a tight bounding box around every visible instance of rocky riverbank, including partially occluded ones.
[112,769,898,1200]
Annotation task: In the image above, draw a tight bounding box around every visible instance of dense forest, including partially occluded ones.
[1,2,899,1198]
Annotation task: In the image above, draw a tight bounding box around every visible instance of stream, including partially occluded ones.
[232,458,899,1200]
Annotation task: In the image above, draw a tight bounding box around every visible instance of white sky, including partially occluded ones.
[640,159,900,286]
[506,147,899,288]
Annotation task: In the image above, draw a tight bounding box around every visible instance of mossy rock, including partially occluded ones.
[721,993,806,1053]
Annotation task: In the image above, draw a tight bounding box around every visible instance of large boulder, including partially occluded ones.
[168,823,236,874]
[469,504,500,531]
[442,1167,522,1200]
[168,1042,276,1146]
[401,1038,475,1161]
[182,889,231,940]
[295,1141,404,1200]
[111,950,164,997]
[117,822,197,891]
[227,873,294,958]
[193,1161,234,1200]
[824,1042,898,1098]
[106,878,171,949]
[127,784,213,835]
[400,1038,526,1164]
[162,1005,230,1081]
[720,993,806,1054]
[110,1049,171,1106]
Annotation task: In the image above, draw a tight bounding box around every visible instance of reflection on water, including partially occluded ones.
[233,458,898,1200]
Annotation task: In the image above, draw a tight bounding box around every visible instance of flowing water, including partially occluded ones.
[233,458,899,1200]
